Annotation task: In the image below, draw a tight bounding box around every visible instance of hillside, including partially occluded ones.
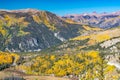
[0,9,102,52]
[41,27,120,53]
[40,27,120,71]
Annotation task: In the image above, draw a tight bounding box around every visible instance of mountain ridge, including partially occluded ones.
[63,11,120,29]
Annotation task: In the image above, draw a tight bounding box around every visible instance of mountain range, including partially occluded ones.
[63,11,120,29]
[0,9,120,53]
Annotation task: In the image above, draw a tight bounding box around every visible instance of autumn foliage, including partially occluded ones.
[16,51,119,79]
[0,52,20,70]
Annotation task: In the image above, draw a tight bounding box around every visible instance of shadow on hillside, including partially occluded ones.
[3,76,25,80]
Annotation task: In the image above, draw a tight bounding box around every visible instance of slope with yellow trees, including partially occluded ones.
[0,51,20,70]
[15,51,120,80]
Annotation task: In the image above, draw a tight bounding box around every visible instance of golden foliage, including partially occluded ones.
[71,28,120,46]
[32,11,57,31]
[16,51,119,80]
[0,52,20,65]
[64,18,77,24]
[17,17,29,27]
[41,12,56,31]
[0,15,30,38]
[82,25,101,31]
[71,35,90,41]
[87,34,110,45]
[0,27,7,36]
[71,30,111,45]
[4,15,29,27]
[32,15,42,24]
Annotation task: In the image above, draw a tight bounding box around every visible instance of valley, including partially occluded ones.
[0,9,120,80]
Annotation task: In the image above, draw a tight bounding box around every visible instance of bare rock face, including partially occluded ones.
[100,38,120,48]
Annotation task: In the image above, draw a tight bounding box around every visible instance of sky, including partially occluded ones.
[0,0,120,16]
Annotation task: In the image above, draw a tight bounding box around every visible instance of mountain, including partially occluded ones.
[62,11,120,29]
[0,9,101,52]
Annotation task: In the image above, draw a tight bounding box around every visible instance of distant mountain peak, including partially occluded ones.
[82,13,88,16]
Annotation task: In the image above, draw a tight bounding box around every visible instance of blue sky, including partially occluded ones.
[0,0,120,16]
